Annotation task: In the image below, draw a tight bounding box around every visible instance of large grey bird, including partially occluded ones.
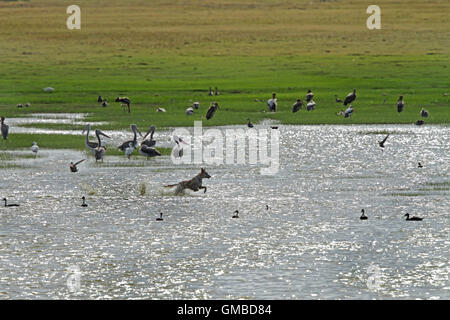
[206,102,219,120]
[1,117,9,140]
[118,124,142,151]
[82,124,108,151]
[397,96,405,113]
[141,125,156,147]
[343,89,356,106]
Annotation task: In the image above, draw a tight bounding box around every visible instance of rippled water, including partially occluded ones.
[0,124,449,299]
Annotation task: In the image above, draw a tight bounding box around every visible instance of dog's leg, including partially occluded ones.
[200,186,207,193]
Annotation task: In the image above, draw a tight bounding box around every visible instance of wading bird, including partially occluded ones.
[404,213,422,221]
[267,93,277,112]
[378,134,390,148]
[141,125,156,148]
[186,107,194,115]
[397,96,405,113]
[118,124,142,151]
[115,96,131,113]
[292,99,303,113]
[82,124,108,151]
[94,130,110,162]
[206,102,219,120]
[70,159,85,173]
[360,209,368,220]
[343,89,356,106]
[307,100,316,111]
[344,105,353,118]
[125,142,134,159]
[171,135,188,158]
[1,117,9,141]
[31,142,39,158]
[139,144,161,159]
[306,90,314,103]
[3,198,19,207]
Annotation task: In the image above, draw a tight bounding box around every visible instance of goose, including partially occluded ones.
[335,95,342,103]
[171,135,188,158]
[82,124,108,151]
[69,159,85,172]
[306,90,314,103]
[206,102,219,120]
[101,100,108,107]
[141,125,156,147]
[17,103,23,108]
[118,124,142,151]
[43,87,54,92]
[397,96,405,113]
[139,145,161,159]
[156,107,166,112]
[267,93,277,112]
[156,212,163,221]
[292,99,302,113]
[232,210,239,218]
[343,89,356,106]
[418,162,423,168]
[97,96,104,103]
[404,213,422,221]
[420,108,429,118]
[344,105,353,118]
[378,134,389,148]
[360,209,368,220]
[125,142,134,159]
[247,118,254,128]
[208,87,214,96]
[25,103,31,108]
[3,198,19,207]
[270,126,278,129]
[306,100,316,111]
[81,196,88,207]
[186,107,194,115]
[214,87,219,96]
[31,142,39,158]
[1,117,9,140]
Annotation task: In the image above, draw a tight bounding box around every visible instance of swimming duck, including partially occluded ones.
[360,209,368,220]
[3,198,19,207]
[404,213,422,221]
[232,210,239,218]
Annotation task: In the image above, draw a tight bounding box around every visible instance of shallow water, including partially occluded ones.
[0,124,449,299]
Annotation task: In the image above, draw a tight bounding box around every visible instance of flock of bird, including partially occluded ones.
[1,87,435,222]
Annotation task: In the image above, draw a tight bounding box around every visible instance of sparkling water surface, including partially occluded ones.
[0,123,448,299]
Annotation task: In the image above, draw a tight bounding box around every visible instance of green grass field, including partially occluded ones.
[0,0,449,150]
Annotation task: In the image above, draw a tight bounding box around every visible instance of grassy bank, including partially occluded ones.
[0,0,448,130]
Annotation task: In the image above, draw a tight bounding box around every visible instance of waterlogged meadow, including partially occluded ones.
[0,0,449,300]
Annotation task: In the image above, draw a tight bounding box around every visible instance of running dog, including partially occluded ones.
[165,168,211,194]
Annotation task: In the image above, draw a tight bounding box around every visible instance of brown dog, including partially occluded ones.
[165,168,211,194]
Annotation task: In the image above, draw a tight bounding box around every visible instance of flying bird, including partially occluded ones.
[69,159,85,172]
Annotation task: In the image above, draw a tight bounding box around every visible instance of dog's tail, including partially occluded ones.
[164,183,178,188]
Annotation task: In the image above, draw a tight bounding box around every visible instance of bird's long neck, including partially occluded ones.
[85,126,90,144]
